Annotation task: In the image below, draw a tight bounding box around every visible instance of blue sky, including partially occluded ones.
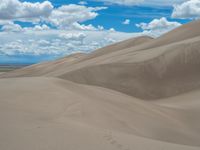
[0,0,198,64]
[20,0,190,32]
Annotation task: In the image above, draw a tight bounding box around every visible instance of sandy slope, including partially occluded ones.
[0,53,87,78]
[0,77,199,150]
[1,20,200,149]
[61,35,200,99]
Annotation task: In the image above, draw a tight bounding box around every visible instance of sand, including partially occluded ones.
[1,20,200,150]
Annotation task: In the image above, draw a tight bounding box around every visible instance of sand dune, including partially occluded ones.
[1,20,200,150]
[0,77,200,150]
[60,35,200,99]
[84,35,154,59]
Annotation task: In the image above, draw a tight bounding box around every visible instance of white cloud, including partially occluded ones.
[0,0,53,22]
[0,20,12,25]
[94,0,143,6]
[123,19,130,25]
[38,40,51,46]
[0,0,185,63]
[79,1,88,5]
[93,0,186,6]
[109,28,116,32]
[17,24,50,32]
[32,24,50,31]
[70,22,105,31]
[1,22,51,32]
[70,22,97,31]
[58,32,86,42]
[1,22,23,32]
[142,0,186,6]
[0,1,106,31]
[0,30,136,57]
[47,4,107,29]
[136,17,182,37]
[0,1,123,60]
[172,0,200,19]
[97,25,104,30]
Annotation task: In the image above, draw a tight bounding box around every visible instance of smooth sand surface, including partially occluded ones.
[1,20,200,150]
[0,77,200,150]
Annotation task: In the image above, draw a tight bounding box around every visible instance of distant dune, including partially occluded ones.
[1,20,200,150]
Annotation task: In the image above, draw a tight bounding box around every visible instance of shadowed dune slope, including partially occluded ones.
[60,36,200,99]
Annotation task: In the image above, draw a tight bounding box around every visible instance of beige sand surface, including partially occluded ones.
[0,77,200,150]
[1,20,200,150]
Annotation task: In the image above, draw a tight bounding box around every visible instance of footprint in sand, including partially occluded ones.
[103,130,130,150]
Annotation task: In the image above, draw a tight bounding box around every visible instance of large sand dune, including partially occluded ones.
[1,20,200,150]
[60,35,200,99]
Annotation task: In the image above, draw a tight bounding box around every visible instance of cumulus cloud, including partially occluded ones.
[136,17,182,37]
[0,30,135,58]
[32,24,50,31]
[24,24,50,31]
[123,19,130,25]
[47,4,107,29]
[59,32,86,42]
[70,23,94,30]
[0,22,51,32]
[0,1,106,31]
[172,0,200,19]
[109,28,116,32]
[0,0,53,22]
[0,0,137,64]
[0,0,119,63]
[0,0,184,64]
[1,22,23,32]
[70,22,105,31]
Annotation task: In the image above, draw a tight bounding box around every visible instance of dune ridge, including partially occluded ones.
[60,35,200,99]
[1,20,200,150]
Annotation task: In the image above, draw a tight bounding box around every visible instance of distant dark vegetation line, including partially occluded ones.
[0,64,32,72]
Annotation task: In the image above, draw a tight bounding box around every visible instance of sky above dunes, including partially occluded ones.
[0,0,199,63]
